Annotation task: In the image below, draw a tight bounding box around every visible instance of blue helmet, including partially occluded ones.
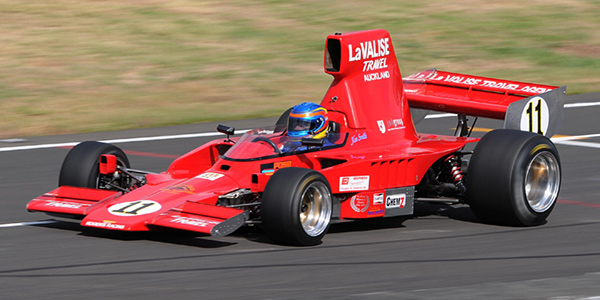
[287,102,329,141]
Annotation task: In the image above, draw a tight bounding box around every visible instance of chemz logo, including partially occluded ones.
[385,193,406,209]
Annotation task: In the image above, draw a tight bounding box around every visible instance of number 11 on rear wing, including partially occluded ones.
[403,69,566,137]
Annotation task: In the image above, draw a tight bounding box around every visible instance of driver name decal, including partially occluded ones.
[350,132,368,146]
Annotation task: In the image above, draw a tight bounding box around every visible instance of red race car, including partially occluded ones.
[27,29,565,246]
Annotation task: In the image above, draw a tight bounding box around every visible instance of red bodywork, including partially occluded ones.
[27,29,561,237]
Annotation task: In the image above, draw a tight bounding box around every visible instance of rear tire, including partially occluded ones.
[59,141,130,189]
[261,167,332,246]
[466,130,561,226]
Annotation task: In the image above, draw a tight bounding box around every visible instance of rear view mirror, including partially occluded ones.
[217,124,235,142]
[217,124,235,135]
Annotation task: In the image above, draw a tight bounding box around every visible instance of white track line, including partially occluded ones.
[0,220,57,228]
[551,133,600,149]
[423,101,600,119]
[565,101,600,108]
[0,101,598,153]
[553,139,600,149]
[552,133,600,141]
[0,130,250,152]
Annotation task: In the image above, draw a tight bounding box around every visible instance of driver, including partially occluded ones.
[280,102,329,152]
[287,102,329,141]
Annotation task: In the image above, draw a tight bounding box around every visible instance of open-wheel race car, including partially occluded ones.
[27,29,565,246]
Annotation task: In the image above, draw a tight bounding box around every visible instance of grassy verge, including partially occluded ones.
[1,0,599,137]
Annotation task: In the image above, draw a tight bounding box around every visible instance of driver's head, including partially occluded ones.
[287,102,329,142]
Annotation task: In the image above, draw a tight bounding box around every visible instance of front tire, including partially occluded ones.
[59,141,130,189]
[261,167,333,246]
[466,130,561,226]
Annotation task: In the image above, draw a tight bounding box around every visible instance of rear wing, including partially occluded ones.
[403,69,566,137]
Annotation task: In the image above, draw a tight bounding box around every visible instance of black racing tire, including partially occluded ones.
[261,167,333,246]
[58,141,130,189]
[466,129,561,226]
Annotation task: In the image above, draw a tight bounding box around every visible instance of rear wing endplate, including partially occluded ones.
[403,69,566,137]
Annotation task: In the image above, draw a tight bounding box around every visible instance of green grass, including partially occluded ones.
[1,0,599,137]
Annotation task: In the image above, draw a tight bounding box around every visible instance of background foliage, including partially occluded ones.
[1,0,598,137]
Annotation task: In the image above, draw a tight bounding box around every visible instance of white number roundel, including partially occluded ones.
[520,96,549,135]
[108,200,162,216]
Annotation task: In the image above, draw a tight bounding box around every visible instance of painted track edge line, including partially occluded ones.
[552,139,600,149]
[0,220,57,228]
[1,99,599,153]
[0,130,250,153]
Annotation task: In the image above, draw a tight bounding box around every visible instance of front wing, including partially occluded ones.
[28,186,248,237]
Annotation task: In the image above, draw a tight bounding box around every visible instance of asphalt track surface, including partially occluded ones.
[1,92,600,300]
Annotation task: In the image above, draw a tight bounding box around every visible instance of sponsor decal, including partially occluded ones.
[373,193,384,205]
[377,119,405,133]
[387,118,405,131]
[256,129,275,135]
[364,71,390,82]
[162,184,195,194]
[274,161,292,169]
[350,132,368,146]
[108,200,162,216]
[261,160,292,174]
[350,155,366,160]
[196,172,225,181]
[386,193,406,209]
[347,37,392,82]
[348,37,390,62]
[45,200,88,209]
[339,176,370,192]
[367,208,385,217]
[363,57,388,72]
[377,120,386,134]
[84,220,125,230]
[350,194,370,213]
[432,74,552,94]
[170,216,219,227]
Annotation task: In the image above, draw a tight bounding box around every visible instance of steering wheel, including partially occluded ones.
[252,136,283,154]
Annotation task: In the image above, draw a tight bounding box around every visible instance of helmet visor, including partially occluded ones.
[288,117,317,136]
